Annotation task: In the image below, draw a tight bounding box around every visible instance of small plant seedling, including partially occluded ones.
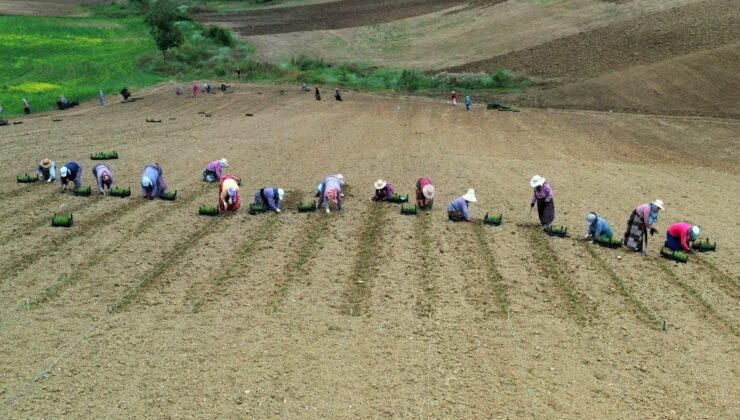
[388,194,408,204]
[160,191,177,201]
[51,213,73,227]
[17,173,39,183]
[249,203,267,215]
[400,204,417,215]
[73,186,91,196]
[692,239,716,252]
[110,187,131,197]
[544,225,569,238]
[298,201,317,213]
[483,212,503,226]
[90,151,118,160]
[661,246,688,263]
[596,235,623,249]
[199,205,220,216]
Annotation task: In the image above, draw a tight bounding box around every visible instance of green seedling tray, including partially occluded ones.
[199,205,219,216]
[249,203,267,214]
[160,191,177,201]
[73,186,91,196]
[661,247,688,263]
[51,213,73,227]
[90,151,118,160]
[17,173,39,183]
[110,187,131,197]
[692,239,716,252]
[298,201,317,213]
[400,204,418,215]
[545,225,568,238]
[596,235,622,248]
[389,194,408,204]
[483,212,503,226]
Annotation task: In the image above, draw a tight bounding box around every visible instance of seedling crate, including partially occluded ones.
[160,191,177,201]
[249,203,267,215]
[73,186,91,196]
[51,213,73,227]
[110,187,131,198]
[692,239,716,252]
[90,151,118,160]
[661,247,688,263]
[483,212,503,226]
[389,194,408,204]
[596,235,622,249]
[17,173,39,183]
[199,205,220,216]
[298,201,317,213]
[400,204,418,215]
[544,225,569,238]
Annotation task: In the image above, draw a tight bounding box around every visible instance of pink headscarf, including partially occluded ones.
[326,188,339,204]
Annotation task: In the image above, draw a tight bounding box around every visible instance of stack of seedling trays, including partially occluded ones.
[110,187,131,198]
[595,235,622,248]
[544,225,568,238]
[249,203,267,215]
[51,213,73,227]
[661,247,688,263]
[160,191,177,201]
[73,186,91,196]
[692,239,716,252]
[90,151,118,160]
[17,173,39,183]
[483,212,503,226]
[198,205,220,216]
[298,201,317,213]
[400,204,417,215]
[388,194,408,204]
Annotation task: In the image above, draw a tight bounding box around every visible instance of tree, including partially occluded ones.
[144,0,183,61]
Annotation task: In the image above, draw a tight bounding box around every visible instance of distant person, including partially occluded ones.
[665,222,700,252]
[141,163,168,199]
[193,82,200,97]
[59,161,82,192]
[530,175,555,229]
[254,187,285,213]
[220,83,228,92]
[219,175,241,212]
[99,90,105,106]
[450,91,460,106]
[236,68,241,79]
[623,199,664,256]
[302,82,309,92]
[318,174,344,214]
[22,98,31,114]
[120,87,131,102]
[415,177,435,210]
[371,179,394,202]
[204,83,211,94]
[203,158,229,183]
[585,212,613,242]
[92,164,114,195]
[335,89,342,101]
[465,95,472,111]
[37,158,56,183]
[315,87,321,101]
[175,87,183,95]
[448,189,477,223]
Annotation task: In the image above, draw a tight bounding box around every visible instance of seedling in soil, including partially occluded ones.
[90,151,118,160]
[51,213,73,227]
[388,193,408,204]
[595,235,622,249]
[249,203,267,214]
[692,239,716,252]
[145,118,162,123]
[160,191,177,201]
[401,204,418,215]
[474,223,509,318]
[483,212,503,226]
[298,201,317,213]
[73,186,91,196]
[544,225,569,237]
[199,205,220,216]
[16,173,39,183]
[660,247,688,263]
[110,187,131,197]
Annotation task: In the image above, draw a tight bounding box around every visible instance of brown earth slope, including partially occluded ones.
[0,0,109,16]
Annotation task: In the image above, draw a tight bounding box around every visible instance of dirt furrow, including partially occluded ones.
[346,202,388,316]
[473,223,509,318]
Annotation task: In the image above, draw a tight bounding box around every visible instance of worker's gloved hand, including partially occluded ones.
[650,228,657,236]
[275,208,281,213]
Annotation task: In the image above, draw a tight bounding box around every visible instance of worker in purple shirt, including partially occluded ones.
[203,158,228,183]
[92,164,115,195]
[254,187,285,213]
[318,174,344,214]
[371,179,394,201]
[530,175,555,229]
[447,189,477,223]
[141,163,168,199]
[59,161,82,192]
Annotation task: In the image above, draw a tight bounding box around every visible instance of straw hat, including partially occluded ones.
[530,175,545,188]
[462,189,477,203]
[422,184,435,199]
[690,225,700,238]
[652,199,665,210]
[141,176,152,187]
[40,158,52,169]
[60,166,68,178]
[219,158,228,167]
[374,179,387,190]
[277,188,285,200]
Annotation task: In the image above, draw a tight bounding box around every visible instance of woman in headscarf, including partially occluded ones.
[318,174,344,213]
[140,163,168,199]
[254,187,284,213]
[585,212,613,242]
[371,179,394,202]
[530,175,555,229]
[37,158,56,183]
[219,175,241,212]
[92,164,114,195]
[59,161,82,192]
[203,158,228,183]
[415,177,435,210]
[665,222,700,252]
[447,189,477,223]
[623,199,664,255]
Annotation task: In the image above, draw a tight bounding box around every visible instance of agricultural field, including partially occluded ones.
[0,84,737,417]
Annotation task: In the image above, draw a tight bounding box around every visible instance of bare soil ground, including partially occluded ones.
[0,0,111,16]
[0,84,737,417]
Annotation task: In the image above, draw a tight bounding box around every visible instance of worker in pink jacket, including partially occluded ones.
[665,222,700,252]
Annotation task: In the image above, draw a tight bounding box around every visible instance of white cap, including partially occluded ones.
[141,176,152,187]
[336,174,344,182]
[374,179,387,190]
[60,166,68,177]
[652,199,664,210]
[422,184,435,199]
[690,225,700,238]
[587,213,597,223]
[277,188,285,200]
[462,189,477,203]
[219,158,228,167]
[530,175,545,188]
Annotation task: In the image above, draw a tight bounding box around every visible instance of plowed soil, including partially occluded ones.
[0,0,108,16]
[0,84,738,417]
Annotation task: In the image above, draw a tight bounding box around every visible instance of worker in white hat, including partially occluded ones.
[37,158,57,183]
[624,199,664,255]
[254,186,284,213]
[415,177,435,210]
[371,179,394,202]
[530,175,555,229]
[141,163,168,199]
[665,222,699,252]
[59,161,82,192]
[447,189,477,222]
[203,158,229,183]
